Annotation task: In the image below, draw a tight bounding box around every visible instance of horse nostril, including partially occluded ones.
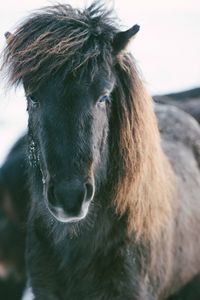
[85,182,94,202]
[46,179,94,220]
[47,179,87,217]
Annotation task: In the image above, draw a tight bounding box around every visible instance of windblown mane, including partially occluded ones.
[2,3,117,92]
[109,54,175,240]
[2,3,175,240]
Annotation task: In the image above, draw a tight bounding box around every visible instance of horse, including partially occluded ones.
[168,274,200,300]
[0,135,30,223]
[2,3,200,300]
[0,135,29,299]
[153,87,200,123]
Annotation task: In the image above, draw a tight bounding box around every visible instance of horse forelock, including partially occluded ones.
[2,2,117,91]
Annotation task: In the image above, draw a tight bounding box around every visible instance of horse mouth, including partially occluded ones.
[45,201,90,223]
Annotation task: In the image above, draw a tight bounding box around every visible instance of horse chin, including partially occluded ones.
[46,201,90,223]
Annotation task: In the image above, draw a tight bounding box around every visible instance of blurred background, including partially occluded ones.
[0,0,200,165]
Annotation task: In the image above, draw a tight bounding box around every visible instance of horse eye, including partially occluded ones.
[98,95,109,104]
[27,95,39,106]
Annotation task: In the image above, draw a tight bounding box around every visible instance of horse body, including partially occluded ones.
[3,3,200,300]
[25,104,200,300]
[0,135,29,299]
[153,88,200,123]
[155,105,200,298]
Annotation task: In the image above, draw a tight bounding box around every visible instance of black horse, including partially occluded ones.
[3,3,200,300]
[1,136,200,300]
[169,274,200,300]
[153,87,200,123]
[0,135,29,299]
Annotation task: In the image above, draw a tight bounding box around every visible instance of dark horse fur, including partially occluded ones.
[0,135,29,299]
[3,3,200,300]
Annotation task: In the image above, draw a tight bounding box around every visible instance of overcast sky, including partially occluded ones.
[0,0,200,164]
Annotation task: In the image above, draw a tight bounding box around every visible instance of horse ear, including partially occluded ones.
[4,31,14,44]
[113,24,140,55]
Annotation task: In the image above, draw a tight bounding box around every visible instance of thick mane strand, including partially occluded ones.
[2,3,118,91]
[109,54,175,241]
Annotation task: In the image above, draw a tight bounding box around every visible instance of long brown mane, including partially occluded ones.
[2,2,175,241]
[109,53,175,240]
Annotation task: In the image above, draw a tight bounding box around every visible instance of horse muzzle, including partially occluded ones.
[44,178,94,222]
